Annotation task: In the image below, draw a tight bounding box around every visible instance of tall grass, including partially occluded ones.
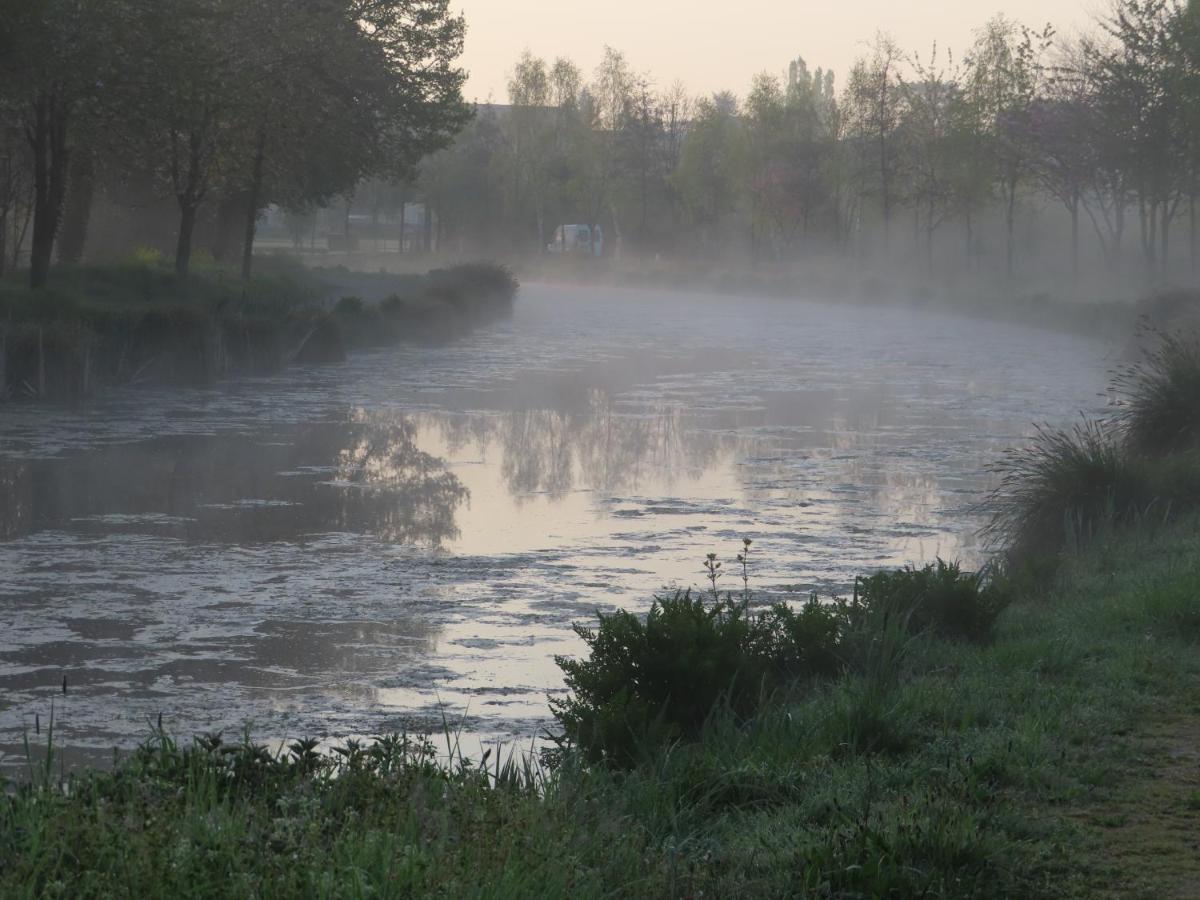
[985,325,1200,564]
[1116,328,1200,455]
[983,419,1144,559]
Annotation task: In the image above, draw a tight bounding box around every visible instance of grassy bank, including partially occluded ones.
[0,256,518,401]
[2,520,1198,897]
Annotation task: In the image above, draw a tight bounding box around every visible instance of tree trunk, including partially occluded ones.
[925,197,934,275]
[1139,192,1157,281]
[1190,193,1196,281]
[56,150,95,265]
[964,209,973,271]
[1070,197,1079,284]
[1114,200,1125,276]
[28,92,70,289]
[1005,176,1017,283]
[13,191,32,273]
[240,131,266,280]
[1161,200,1170,283]
[176,202,198,277]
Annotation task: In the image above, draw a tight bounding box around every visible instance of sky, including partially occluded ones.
[453,0,1100,103]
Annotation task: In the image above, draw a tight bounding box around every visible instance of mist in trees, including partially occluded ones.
[0,0,469,287]
[414,0,1200,297]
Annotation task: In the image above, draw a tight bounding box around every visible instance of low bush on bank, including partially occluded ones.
[852,559,1010,644]
[552,590,843,765]
[331,262,518,346]
[551,549,1004,765]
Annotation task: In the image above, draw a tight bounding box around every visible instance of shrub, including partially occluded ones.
[1117,329,1200,455]
[851,559,1010,644]
[127,245,166,267]
[334,295,366,317]
[552,591,842,766]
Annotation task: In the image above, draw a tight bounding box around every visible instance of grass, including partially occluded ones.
[984,326,1200,565]
[1116,327,1200,455]
[4,518,1200,897]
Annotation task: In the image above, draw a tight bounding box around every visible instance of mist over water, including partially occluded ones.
[0,285,1110,767]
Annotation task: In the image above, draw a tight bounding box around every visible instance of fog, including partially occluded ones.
[10,3,1200,891]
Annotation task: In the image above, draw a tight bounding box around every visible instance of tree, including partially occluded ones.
[1088,0,1191,282]
[0,0,116,287]
[845,34,905,254]
[503,51,552,248]
[672,93,747,253]
[901,45,960,273]
[967,16,1054,282]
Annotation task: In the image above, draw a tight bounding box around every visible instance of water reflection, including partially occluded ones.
[0,420,471,548]
[337,413,468,545]
[430,392,723,500]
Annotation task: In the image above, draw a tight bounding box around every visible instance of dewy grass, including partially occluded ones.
[6,520,1200,896]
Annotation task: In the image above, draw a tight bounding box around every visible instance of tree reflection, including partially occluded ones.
[336,412,469,545]
[0,420,470,548]
[0,459,33,541]
[420,391,728,501]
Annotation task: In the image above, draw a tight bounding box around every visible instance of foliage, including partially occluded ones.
[551,590,842,766]
[852,559,1012,644]
[0,0,469,284]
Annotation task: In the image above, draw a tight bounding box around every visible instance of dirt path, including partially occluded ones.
[1073,713,1200,898]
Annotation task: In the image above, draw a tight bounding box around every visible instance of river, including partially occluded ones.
[0,284,1113,769]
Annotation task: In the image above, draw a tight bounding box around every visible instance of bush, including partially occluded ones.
[1117,329,1200,455]
[851,559,1010,644]
[552,591,842,766]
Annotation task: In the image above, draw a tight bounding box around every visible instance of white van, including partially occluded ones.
[547,224,604,257]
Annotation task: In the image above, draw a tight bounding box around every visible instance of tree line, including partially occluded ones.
[0,0,469,288]
[418,1,1200,290]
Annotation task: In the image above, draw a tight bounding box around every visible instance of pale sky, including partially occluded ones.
[454,0,1100,103]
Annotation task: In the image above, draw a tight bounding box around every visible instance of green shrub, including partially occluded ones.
[334,295,365,316]
[552,591,842,766]
[851,559,1010,644]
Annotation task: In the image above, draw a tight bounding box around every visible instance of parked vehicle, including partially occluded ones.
[547,224,604,257]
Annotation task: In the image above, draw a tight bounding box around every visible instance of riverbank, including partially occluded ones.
[2,515,1197,897]
[514,255,1158,342]
[0,258,518,402]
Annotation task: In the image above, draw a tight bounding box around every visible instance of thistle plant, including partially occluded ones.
[737,537,752,599]
[703,552,722,598]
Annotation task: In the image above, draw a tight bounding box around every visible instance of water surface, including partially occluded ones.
[0,285,1112,767]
